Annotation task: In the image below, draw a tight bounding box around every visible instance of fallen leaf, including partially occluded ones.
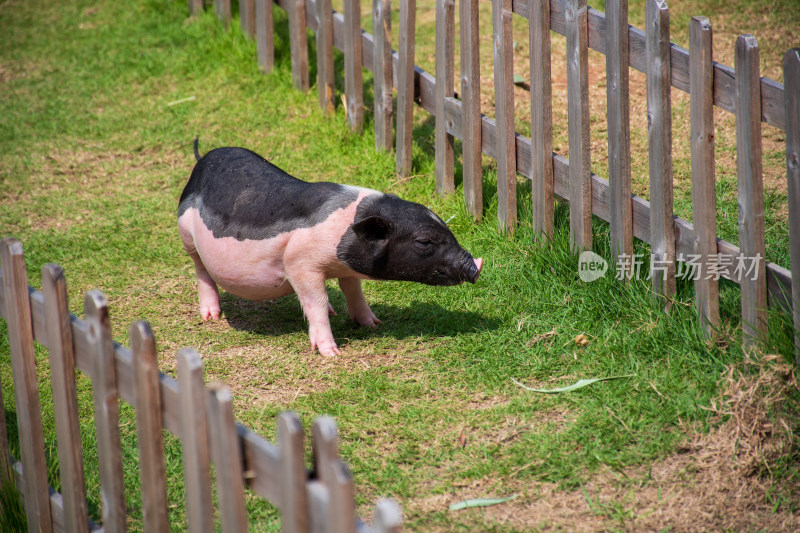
[511,375,634,394]
[449,494,519,511]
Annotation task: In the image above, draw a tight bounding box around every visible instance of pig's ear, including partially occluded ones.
[352,216,392,241]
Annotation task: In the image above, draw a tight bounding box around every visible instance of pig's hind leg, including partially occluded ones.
[338,278,381,328]
[179,229,221,321]
[288,273,341,356]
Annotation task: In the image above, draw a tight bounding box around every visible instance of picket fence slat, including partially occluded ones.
[373,499,403,533]
[565,0,591,252]
[606,0,633,274]
[316,0,335,114]
[645,0,676,309]
[312,416,357,533]
[396,0,416,176]
[493,0,517,233]
[529,0,554,239]
[131,321,170,531]
[735,34,768,349]
[188,0,204,17]
[177,348,215,533]
[1,238,53,533]
[289,0,310,91]
[215,0,231,28]
[689,16,720,335]
[241,0,256,37]
[307,480,330,533]
[434,0,455,195]
[785,48,800,363]
[373,0,392,151]
[256,0,275,74]
[344,0,363,131]
[208,383,249,532]
[41,264,90,533]
[279,411,310,533]
[459,0,482,219]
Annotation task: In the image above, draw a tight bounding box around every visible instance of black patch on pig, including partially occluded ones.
[178,147,361,241]
[336,194,478,285]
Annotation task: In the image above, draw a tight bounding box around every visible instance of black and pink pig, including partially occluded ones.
[178,141,483,356]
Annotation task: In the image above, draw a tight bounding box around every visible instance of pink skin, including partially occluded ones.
[178,189,484,356]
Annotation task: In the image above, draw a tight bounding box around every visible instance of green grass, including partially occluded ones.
[1,0,798,530]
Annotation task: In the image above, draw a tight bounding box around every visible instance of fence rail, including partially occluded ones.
[222,0,799,357]
[0,237,402,532]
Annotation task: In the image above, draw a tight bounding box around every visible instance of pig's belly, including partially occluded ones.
[179,208,294,301]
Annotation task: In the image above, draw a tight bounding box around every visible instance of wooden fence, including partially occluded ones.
[207,0,800,358]
[0,237,402,532]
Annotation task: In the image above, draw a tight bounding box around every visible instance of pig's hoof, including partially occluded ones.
[200,306,220,321]
[353,312,381,329]
[314,340,341,357]
[327,303,338,316]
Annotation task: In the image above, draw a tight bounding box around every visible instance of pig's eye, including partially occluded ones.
[414,238,434,252]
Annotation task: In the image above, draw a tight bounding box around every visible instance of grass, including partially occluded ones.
[1,0,799,530]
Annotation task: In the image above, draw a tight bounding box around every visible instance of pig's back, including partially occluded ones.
[178,147,362,241]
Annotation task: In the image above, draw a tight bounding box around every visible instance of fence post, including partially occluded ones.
[256,0,275,74]
[188,0,204,16]
[41,264,90,533]
[289,0,310,91]
[131,321,170,531]
[317,0,335,114]
[207,383,248,532]
[373,499,403,533]
[177,348,214,533]
[785,48,800,365]
[344,0,364,132]
[606,0,633,275]
[396,0,416,177]
[529,0,553,239]
[493,0,516,234]
[460,0,482,219]
[565,0,592,252]
[241,0,256,38]
[435,0,455,194]
[0,238,53,533]
[85,290,127,532]
[645,0,676,310]
[689,16,720,335]
[215,0,232,28]
[373,0,393,151]
[312,417,355,533]
[735,34,768,350]
[278,411,309,533]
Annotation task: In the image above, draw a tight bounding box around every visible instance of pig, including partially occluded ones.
[177,140,483,356]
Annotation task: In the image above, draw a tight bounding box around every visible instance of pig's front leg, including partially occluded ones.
[289,273,340,356]
[338,277,381,328]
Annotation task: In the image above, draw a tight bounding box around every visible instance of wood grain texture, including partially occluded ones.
[278,412,309,533]
[785,48,800,364]
[256,0,275,74]
[344,0,363,131]
[460,0,482,219]
[529,0,553,239]
[288,0,309,91]
[493,0,517,234]
[41,264,90,533]
[373,0,392,150]
[689,16,720,335]
[435,0,455,194]
[396,0,416,176]
[645,0,675,308]
[735,34,768,350]
[565,0,591,252]
[1,238,53,533]
[176,348,214,533]
[84,289,127,532]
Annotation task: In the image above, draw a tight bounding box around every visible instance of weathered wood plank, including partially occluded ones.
[207,383,248,532]
[188,0,204,17]
[373,499,403,533]
[307,480,329,533]
[529,0,553,239]
[735,34,768,350]
[344,0,363,131]
[316,0,334,113]
[278,412,309,533]
[240,0,256,38]
[565,0,591,251]
[395,0,416,176]
[460,0,482,219]
[84,290,127,532]
[1,238,53,533]
[289,0,310,90]
[41,264,90,533]
[785,48,800,364]
[131,322,169,532]
[215,0,231,27]
[689,16,720,335]
[373,0,392,151]
[606,0,633,276]
[176,348,214,533]
[256,0,275,74]
[645,0,675,308]
[435,0,455,194]
[493,0,517,234]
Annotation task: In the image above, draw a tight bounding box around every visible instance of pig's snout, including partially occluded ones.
[462,256,483,283]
